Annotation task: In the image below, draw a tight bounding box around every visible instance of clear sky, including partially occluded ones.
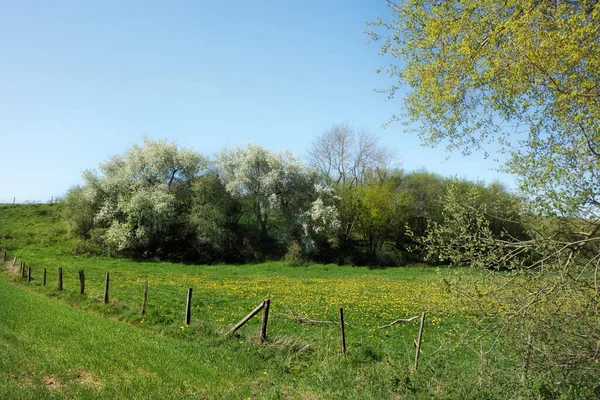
[0,0,515,203]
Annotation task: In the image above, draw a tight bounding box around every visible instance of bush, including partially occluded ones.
[283,241,306,266]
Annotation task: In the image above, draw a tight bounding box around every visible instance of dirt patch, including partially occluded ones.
[73,370,102,388]
[44,375,62,390]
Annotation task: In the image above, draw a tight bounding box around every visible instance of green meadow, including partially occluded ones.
[0,204,555,399]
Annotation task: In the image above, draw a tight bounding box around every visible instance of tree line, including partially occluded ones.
[65,125,526,266]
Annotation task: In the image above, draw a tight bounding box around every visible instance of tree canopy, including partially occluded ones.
[368,0,600,216]
[68,137,207,257]
[65,135,520,266]
[368,0,600,380]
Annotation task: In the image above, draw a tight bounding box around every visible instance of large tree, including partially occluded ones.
[353,170,407,257]
[217,144,305,241]
[368,0,599,217]
[307,123,394,187]
[67,137,206,257]
[368,0,600,389]
[307,124,396,247]
[217,143,339,253]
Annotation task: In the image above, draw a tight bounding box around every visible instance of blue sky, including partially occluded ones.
[0,0,514,203]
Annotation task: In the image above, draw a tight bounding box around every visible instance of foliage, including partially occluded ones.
[415,180,528,267]
[64,185,98,240]
[390,170,447,261]
[369,0,600,381]
[297,183,341,253]
[67,137,207,258]
[62,136,528,266]
[218,143,305,240]
[416,183,600,386]
[353,170,407,257]
[368,0,599,211]
[218,143,340,254]
[307,124,402,262]
[282,240,306,266]
[189,174,246,262]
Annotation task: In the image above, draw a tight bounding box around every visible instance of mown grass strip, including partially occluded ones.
[0,276,296,399]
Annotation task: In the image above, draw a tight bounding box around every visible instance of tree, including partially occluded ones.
[64,184,98,240]
[217,144,304,241]
[70,137,207,257]
[353,170,407,258]
[307,124,396,247]
[367,0,600,218]
[394,170,447,256]
[189,173,245,262]
[217,143,339,255]
[369,0,600,390]
[307,123,394,187]
[415,179,528,267]
[297,182,341,254]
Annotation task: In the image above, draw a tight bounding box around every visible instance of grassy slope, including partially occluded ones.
[0,276,230,399]
[4,273,412,399]
[0,204,524,399]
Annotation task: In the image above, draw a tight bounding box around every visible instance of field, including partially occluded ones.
[0,204,529,399]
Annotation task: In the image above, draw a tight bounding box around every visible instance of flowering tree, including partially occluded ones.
[218,143,339,252]
[72,137,206,256]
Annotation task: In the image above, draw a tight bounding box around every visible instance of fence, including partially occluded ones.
[0,247,427,369]
[0,196,59,205]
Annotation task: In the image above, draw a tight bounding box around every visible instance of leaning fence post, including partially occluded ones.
[43,268,47,286]
[141,280,148,315]
[259,299,271,344]
[185,288,193,325]
[339,307,347,356]
[11,257,17,268]
[414,312,426,370]
[230,301,265,336]
[57,268,63,291]
[103,273,109,303]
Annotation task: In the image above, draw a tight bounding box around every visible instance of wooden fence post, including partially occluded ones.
[230,301,265,336]
[141,280,148,315]
[27,266,31,282]
[3,250,6,263]
[414,312,426,370]
[43,268,47,287]
[79,270,85,294]
[260,299,271,344]
[11,257,17,268]
[57,268,63,291]
[19,262,23,278]
[103,273,109,304]
[185,288,193,325]
[339,307,347,356]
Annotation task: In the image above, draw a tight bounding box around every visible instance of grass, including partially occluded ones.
[0,204,547,398]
